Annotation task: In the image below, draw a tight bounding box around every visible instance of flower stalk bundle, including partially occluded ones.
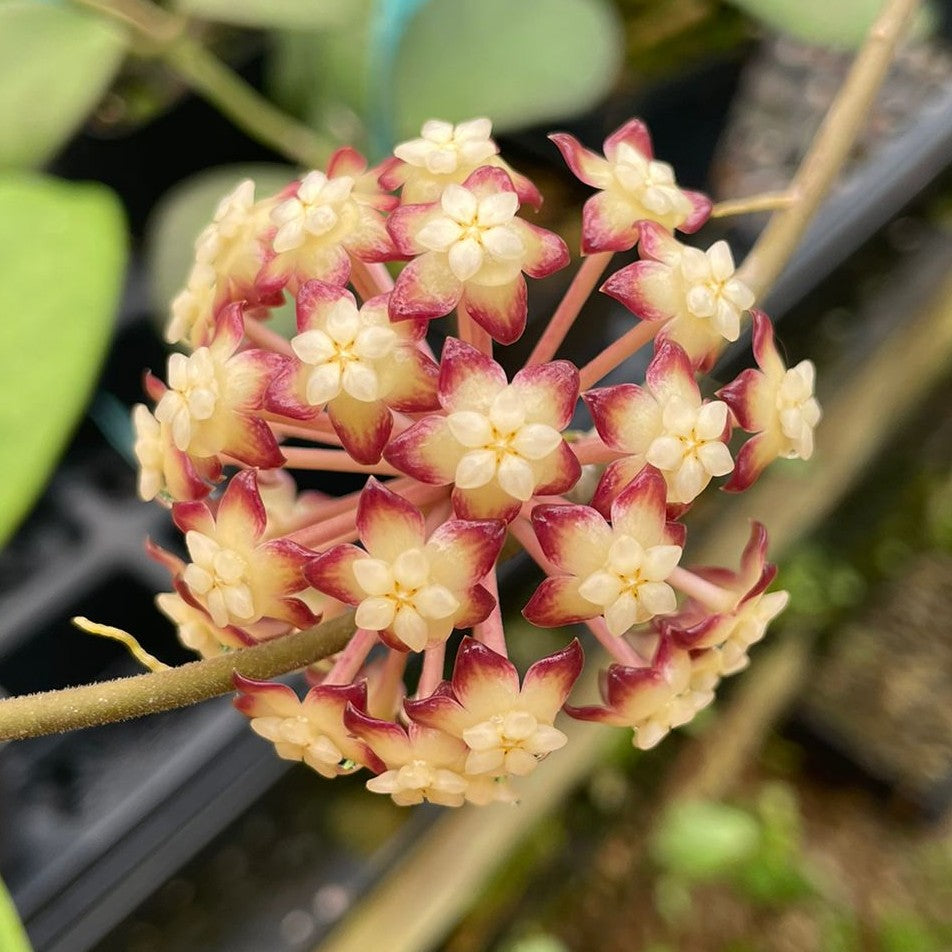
[129,116,821,807]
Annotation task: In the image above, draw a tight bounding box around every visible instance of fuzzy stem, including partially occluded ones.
[578,321,658,390]
[72,0,334,169]
[709,191,795,219]
[281,446,400,475]
[324,627,378,685]
[0,612,356,741]
[527,251,613,365]
[417,643,447,698]
[737,0,920,299]
[472,568,507,656]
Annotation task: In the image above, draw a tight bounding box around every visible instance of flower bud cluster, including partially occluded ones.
[134,117,819,804]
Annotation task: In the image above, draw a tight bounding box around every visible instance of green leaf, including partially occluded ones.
[0,874,32,951]
[174,0,357,30]
[0,174,127,546]
[650,800,761,881]
[145,164,297,339]
[391,0,623,139]
[0,3,127,168]
[728,0,934,50]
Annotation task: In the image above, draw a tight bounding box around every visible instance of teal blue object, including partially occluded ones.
[368,0,431,157]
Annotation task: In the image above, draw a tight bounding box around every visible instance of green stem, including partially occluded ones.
[71,0,333,169]
[0,612,355,741]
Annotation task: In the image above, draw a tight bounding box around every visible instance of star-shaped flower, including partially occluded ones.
[717,310,822,491]
[602,221,756,370]
[152,303,285,469]
[386,339,581,522]
[524,466,685,635]
[550,119,710,254]
[405,638,583,777]
[305,478,504,652]
[660,522,789,674]
[343,710,516,806]
[566,638,720,749]
[173,470,317,630]
[234,675,382,778]
[266,281,439,463]
[257,147,397,296]
[387,167,568,343]
[584,341,733,512]
[380,117,542,207]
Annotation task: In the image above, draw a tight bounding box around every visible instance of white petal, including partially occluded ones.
[354,325,397,360]
[355,595,395,630]
[578,571,623,608]
[342,361,380,402]
[707,241,735,281]
[417,216,464,252]
[325,300,360,344]
[639,580,677,616]
[292,328,336,365]
[607,534,644,576]
[352,558,394,596]
[273,219,305,253]
[696,400,729,438]
[604,592,640,636]
[448,238,484,281]
[455,449,498,489]
[481,225,525,261]
[512,423,562,460]
[414,584,460,620]
[392,548,429,589]
[476,191,519,227]
[496,454,536,501]
[489,388,526,434]
[393,607,428,651]
[447,410,493,448]
[441,184,478,223]
[646,435,684,472]
[305,363,342,405]
[697,440,734,477]
[642,544,682,580]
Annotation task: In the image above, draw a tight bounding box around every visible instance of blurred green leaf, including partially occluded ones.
[0,174,126,546]
[145,164,297,339]
[728,0,933,50]
[0,875,31,952]
[391,0,623,139]
[0,3,127,168]
[174,0,357,30]
[651,800,761,881]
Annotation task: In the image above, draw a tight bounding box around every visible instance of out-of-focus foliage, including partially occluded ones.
[0,2,127,168]
[0,875,31,952]
[268,0,623,157]
[0,175,126,546]
[173,0,357,29]
[730,0,935,49]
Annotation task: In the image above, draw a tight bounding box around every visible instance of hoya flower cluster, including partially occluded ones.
[136,117,817,806]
